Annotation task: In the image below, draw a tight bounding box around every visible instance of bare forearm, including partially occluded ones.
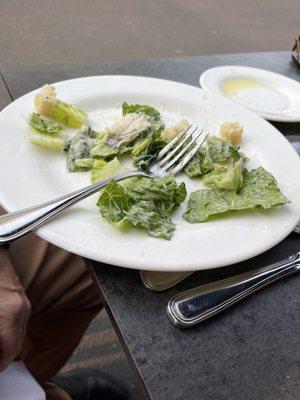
[0,247,23,291]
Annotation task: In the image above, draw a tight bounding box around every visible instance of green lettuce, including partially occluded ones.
[29,133,65,151]
[184,136,243,178]
[183,167,289,223]
[97,174,186,239]
[28,113,63,135]
[66,127,96,172]
[122,102,161,123]
[92,103,165,168]
[52,100,87,128]
[202,158,244,191]
[34,85,87,128]
[132,131,167,171]
[91,157,121,183]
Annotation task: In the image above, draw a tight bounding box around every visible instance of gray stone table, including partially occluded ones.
[1,52,300,400]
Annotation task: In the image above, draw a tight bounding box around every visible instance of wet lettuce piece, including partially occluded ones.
[92,103,165,168]
[184,136,243,178]
[29,133,65,151]
[202,158,244,191]
[132,131,167,171]
[91,157,121,183]
[91,140,119,159]
[66,127,96,172]
[122,102,161,123]
[97,174,186,239]
[34,84,87,128]
[183,167,289,223]
[28,113,63,135]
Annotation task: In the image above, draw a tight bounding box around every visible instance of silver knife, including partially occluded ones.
[167,252,300,328]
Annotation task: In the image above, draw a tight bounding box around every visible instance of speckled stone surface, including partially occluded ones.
[2,53,300,400]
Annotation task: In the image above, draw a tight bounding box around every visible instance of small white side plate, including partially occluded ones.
[200,66,300,122]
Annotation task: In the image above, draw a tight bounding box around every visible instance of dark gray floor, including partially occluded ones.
[0,0,298,69]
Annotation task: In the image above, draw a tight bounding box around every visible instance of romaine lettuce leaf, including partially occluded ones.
[97,174,186,239]
[91,140,119,159]
[28,113,63,135]
[66,127,95,172]
[183,167,289,223]
[202,158,244,191]
[34,84,87,128]
[184,136,244,178]
[132,131,167,171]
[91,157,120,183]
[122,102,161,123]
[29,133,65,151]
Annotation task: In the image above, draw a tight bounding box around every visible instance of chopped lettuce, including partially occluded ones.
[91,140,119,159]
[183,167,289,223]
[122,102,161,123]
[202,158,244,191]
[92,103,165,168]
[75,158,95,169]
[132,131,167,171]
[34,84,87,128]
[184,136,244,179]
[28,113,63,135]
[91,157,121,183]
[29,132,65,151]
[66,127,95,172]
[97,174,186,239]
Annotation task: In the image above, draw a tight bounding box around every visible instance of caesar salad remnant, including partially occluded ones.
[28,112,65,151]
[91,103,167,172]
[27,92,290,239]
[29,132,65,151]
[34,84,87,128]
[91,157,121,183]
[183,167,289,223]
[28,113,63,135]
[184,135,244,182]
[97,174,186,240]
[65,126,96,172]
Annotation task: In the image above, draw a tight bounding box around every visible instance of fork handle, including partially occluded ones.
[167,252,300,328]
[0,171,143,244]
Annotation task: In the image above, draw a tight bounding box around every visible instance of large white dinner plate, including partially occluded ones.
[200,66,300,122]
[0,76,299,271]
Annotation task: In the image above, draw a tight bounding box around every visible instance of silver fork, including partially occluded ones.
[0,125,208,244]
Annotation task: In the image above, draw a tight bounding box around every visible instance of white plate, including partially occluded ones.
[0,76,299,271]
[200,66,300,122]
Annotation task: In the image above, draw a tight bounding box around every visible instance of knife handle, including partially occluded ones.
[167,252,300,329]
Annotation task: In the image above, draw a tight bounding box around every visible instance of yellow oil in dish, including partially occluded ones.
[221,78,290,113]
[222,78,262,97]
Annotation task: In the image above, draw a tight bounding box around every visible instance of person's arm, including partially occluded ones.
[0,247,31,372]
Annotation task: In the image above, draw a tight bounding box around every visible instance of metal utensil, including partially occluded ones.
[0,125,208,244]
[140,270,193,292]
[142,135,300,292]
[167,252,300,328]
[141,222,300,291]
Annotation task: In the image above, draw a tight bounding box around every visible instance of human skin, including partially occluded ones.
[0,247,31,372]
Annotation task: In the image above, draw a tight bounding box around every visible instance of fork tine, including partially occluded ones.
[170,132,209,175]
[156,124,194,161]
[156,125,197,167]
[161,128,204,172]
